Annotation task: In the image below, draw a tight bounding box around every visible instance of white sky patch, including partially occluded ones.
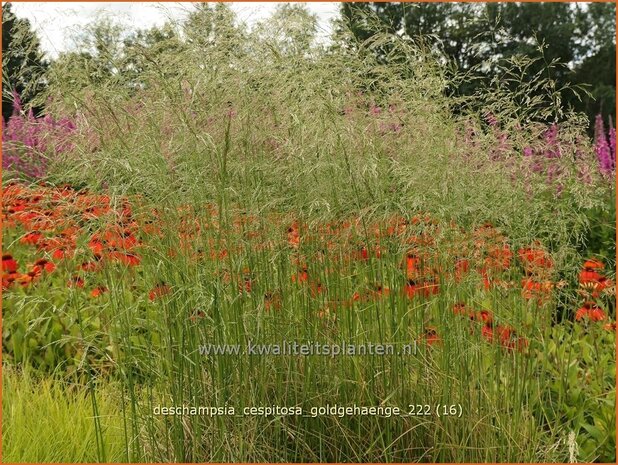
[8,2,340,58]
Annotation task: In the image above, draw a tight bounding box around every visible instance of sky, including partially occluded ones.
[8,2,341,58]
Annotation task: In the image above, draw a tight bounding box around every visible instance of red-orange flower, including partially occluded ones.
[239,268,253,294]
[149,283,172,301]
[370,284,390,298]
[109,251,140,266]
[17,271,36,286]
[404,279,439,299]
[405,253,421,279]
[578,264,613,298]
[264,292,282,312]
[2,254,18,273]
[454,258,469,281]
[481,324,494,342]
[90,286,107,297]
[31,258,55,275]
[287,223,300,248]
[471,310,493,325]
[603,321,616,332]
[453,302,470,316]
[582,259,604,270]
[88,238,105,255]
[20,231,43,246]
[579,269,604,284]
[521,278,553,304]
[575,302,606,322]
[518,246,553,273]
[421,327,441,346]
[486,244,513,271]
[481,324,527,351]
[189,309,206,322]
[68,276,85,288]
[310,281,325,297]
[291,266,309,284]
[80,257,102,272]
[2,271,22,289]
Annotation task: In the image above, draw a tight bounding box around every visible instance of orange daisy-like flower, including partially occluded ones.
[582,259,604,271]
[31,258,55,275]
[453,302,470,316]
[421,327,441,346]
[109,251,141,266]
[287,223,300,249]
[20,231,43,246]
[370,284,390,298]
[518,245,553,274]
[470,309,493,325]
[149,283,172,301]
[2,271,23,289]
[521,278,554,304]
[481,324,528,351]
[189,309,206,323]
[578,260,613,298]
[2,254,18,273]
[575,302,606,322]
[485,244,513,272]
[90,286,108,298]
[264,292,282,312]
[496,325,528,352]
[68,276,85,288]
[239,268,253,294]
[454,258,470,281]
[291,266,309,284]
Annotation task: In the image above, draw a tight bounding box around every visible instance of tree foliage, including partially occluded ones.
[2,3,49,120]
[3,2,614,130]
[339,2,616,127]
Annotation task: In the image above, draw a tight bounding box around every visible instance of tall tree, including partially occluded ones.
[2,3,49,120]
[252,3,319,57]
[183,3,246,57]
[338,2,616,126]
[570,2,616,124]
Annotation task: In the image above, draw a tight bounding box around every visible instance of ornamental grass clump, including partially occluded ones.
[3,8,615,463]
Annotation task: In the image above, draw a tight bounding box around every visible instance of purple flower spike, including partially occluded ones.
[594,114,614,175]
[2,92,76,179]
[609,116,616,165]
[11,90,22,115]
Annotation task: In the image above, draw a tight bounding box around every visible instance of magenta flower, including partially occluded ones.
[594,114,615,175]
[11,90,22,115]
[543,124,561,159]
[2,94,76,179]
[609,117,616,165]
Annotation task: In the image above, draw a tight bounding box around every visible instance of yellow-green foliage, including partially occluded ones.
[2,367,128,463]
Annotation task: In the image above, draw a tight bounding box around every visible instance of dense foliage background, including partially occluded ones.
[3,2,615,129]
[339,2,616,129]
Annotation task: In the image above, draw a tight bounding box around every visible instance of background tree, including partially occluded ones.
[46,16,187,110]
[570,2,616,124]
[183,2,247,60]
[252,3,319,57]
[122,24,184,89]
[2,2,49,120]
[338,2,616,128]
